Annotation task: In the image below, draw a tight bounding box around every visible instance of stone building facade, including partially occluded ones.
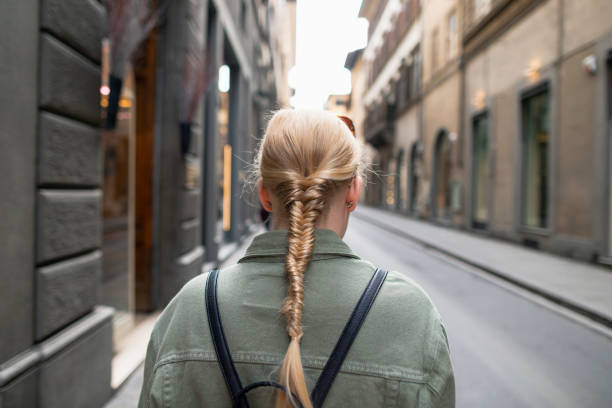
[0,0,290,406]
[356,0,425,210]
[350,0,612,265]
[1,1,112,406]
[461,0,612,261]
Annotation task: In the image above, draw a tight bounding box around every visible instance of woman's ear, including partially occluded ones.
[258,179,274,212]
[345,176,362,213]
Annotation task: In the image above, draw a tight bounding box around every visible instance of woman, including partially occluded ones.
[138,109,455,407]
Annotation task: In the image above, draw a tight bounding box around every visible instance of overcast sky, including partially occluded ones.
[289,0,368,109]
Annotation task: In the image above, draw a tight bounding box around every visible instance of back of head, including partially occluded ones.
[255,109,363,408]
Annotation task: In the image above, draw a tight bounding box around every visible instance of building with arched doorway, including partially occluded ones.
[347,0,612,265]
[421,0,463,224]
[355,0,423,212]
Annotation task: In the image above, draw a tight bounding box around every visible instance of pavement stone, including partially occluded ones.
[354,206,612,327]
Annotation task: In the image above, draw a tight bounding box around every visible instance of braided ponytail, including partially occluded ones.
[275,180,330,408]
[254,109,364,408]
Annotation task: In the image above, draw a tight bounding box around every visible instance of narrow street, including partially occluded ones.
[344,213,612,408]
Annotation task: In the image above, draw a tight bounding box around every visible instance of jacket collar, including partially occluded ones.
[239,228,359,262]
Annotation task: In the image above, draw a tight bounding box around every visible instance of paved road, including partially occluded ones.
[345,215,612,408]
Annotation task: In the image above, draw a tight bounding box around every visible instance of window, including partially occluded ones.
[472,112,489,228]
[240,0,247,30]
[521,86,550,229]
[402,64,412,105]
[431,28,439,73]
[410,46,421,97]
[446,11,457,61]
[434,131,452,219]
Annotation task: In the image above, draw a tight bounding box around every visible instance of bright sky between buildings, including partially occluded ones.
[290,0,368,109]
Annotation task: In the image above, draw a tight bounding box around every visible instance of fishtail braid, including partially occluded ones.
[254,109,364,408]
[276,178,330,408]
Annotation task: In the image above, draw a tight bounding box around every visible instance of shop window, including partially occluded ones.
[434,131,452,219]
[217,65,231,242]
[521,85,549,229]
[472,112,489,228]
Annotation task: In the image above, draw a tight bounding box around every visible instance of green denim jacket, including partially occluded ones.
[138,229,455,407]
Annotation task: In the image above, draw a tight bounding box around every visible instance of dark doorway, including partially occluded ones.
[433,130,452,220]
[133,30,157,311]
[472,112,489,229]
[396,149,404,210]
[409,143,419,213]
[521,84,550,229]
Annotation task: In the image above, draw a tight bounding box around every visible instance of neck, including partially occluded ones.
[272,206,348,238]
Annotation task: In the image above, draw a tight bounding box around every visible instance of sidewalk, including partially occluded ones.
[354,206,612,328]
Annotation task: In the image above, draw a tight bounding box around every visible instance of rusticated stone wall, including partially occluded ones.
[0,0,113,407]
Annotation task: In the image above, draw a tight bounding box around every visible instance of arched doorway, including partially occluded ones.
[409,143,419,213]
[433,130,452,220]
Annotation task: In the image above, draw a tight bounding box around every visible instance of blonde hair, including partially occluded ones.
[255,109,364,408]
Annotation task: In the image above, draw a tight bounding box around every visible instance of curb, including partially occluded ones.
[354,211,612,329]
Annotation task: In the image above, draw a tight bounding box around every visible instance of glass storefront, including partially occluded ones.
[100,31,160,386]
[100,50,136,320]
[472,113,489,228]
[217,65,231,243]
[521,86,549,229]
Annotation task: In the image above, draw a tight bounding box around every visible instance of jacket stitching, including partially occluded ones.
[153,351,427,383]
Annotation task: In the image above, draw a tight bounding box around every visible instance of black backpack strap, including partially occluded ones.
[205,269,250,408]
[233,381,304,408]
[310,268,388,408]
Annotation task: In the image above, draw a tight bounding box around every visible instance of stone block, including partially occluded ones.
[39,308,113,408]
[39,34,101,126]
[36,251,101,340]
[178,219,200,255]
[41,0,104,63]
[181,189,200,220]
[0,365,38,408]
[38,112,102,186]
[37,190,101,263]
